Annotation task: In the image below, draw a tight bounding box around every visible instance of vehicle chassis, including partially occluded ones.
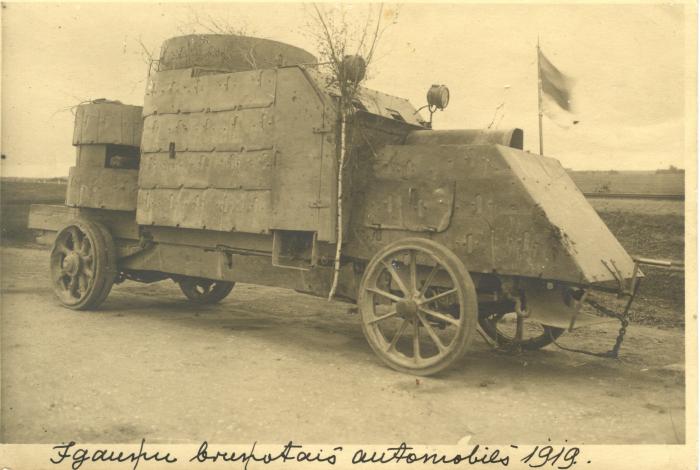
[28,34,656,376]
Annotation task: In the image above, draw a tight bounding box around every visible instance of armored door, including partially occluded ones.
[270,67,337,243]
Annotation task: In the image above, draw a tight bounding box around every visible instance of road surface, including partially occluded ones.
[0,247,686,444]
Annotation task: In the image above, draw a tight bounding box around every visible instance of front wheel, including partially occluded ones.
[177,277,235,304]
[358,238,478,376]
[50,219,117,310]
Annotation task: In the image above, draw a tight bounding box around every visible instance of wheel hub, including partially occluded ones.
[396,299,419,319]
[62,252,81,276]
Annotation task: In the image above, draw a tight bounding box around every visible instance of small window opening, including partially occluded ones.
[385,108,405,122]
[106,144,140,169]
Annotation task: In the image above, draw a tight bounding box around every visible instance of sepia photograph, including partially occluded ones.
[0,1,696,468]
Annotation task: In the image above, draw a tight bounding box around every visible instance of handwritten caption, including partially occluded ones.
[50,439,587,470]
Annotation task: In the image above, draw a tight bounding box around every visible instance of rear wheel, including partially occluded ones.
[50,219,116,310]
[178,278,235,304]
[358,238,478,376]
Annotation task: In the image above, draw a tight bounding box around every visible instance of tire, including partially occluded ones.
[358,238,478,376]
[478,305,565,350]
[50,219,117,310]
[92,223,118,307]
[178,277,235,304]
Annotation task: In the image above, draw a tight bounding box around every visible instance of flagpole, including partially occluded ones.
[537,36,544,155]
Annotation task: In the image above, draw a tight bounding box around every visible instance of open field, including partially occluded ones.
[569,170,684,196]
[0,177,686,326]
[594,205,685,326]
[1,179,66,242]
[588,198,684,216]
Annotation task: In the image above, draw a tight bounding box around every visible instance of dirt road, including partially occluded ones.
[0,247,686,444]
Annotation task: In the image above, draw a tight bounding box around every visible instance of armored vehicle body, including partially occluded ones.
[30,34,644,375]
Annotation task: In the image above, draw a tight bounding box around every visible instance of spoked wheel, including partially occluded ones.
[358,238,478,376]
[178,277,235,304]
[50,219,117,310]
[478,304,565,351]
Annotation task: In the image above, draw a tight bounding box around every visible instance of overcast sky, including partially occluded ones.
[1,2,692,177]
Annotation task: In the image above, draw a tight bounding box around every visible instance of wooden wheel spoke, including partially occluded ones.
[419,264,440,297]
[55,241,71,255]
[78,274,89,294]
[386,319,410,352]
[367,307,398,324]
[366,287,403,303]
[68,274,80,297]
[380,260,410,296]
[409,250,417,294]
[412,318,420,361]
[419,306,460,326]
[420,288,458,305]
[54,269,67,283]
[80,238,92,256]
[417,311,446,352]
[68,227,82,251]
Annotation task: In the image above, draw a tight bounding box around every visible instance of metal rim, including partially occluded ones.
[359,239,476,374]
